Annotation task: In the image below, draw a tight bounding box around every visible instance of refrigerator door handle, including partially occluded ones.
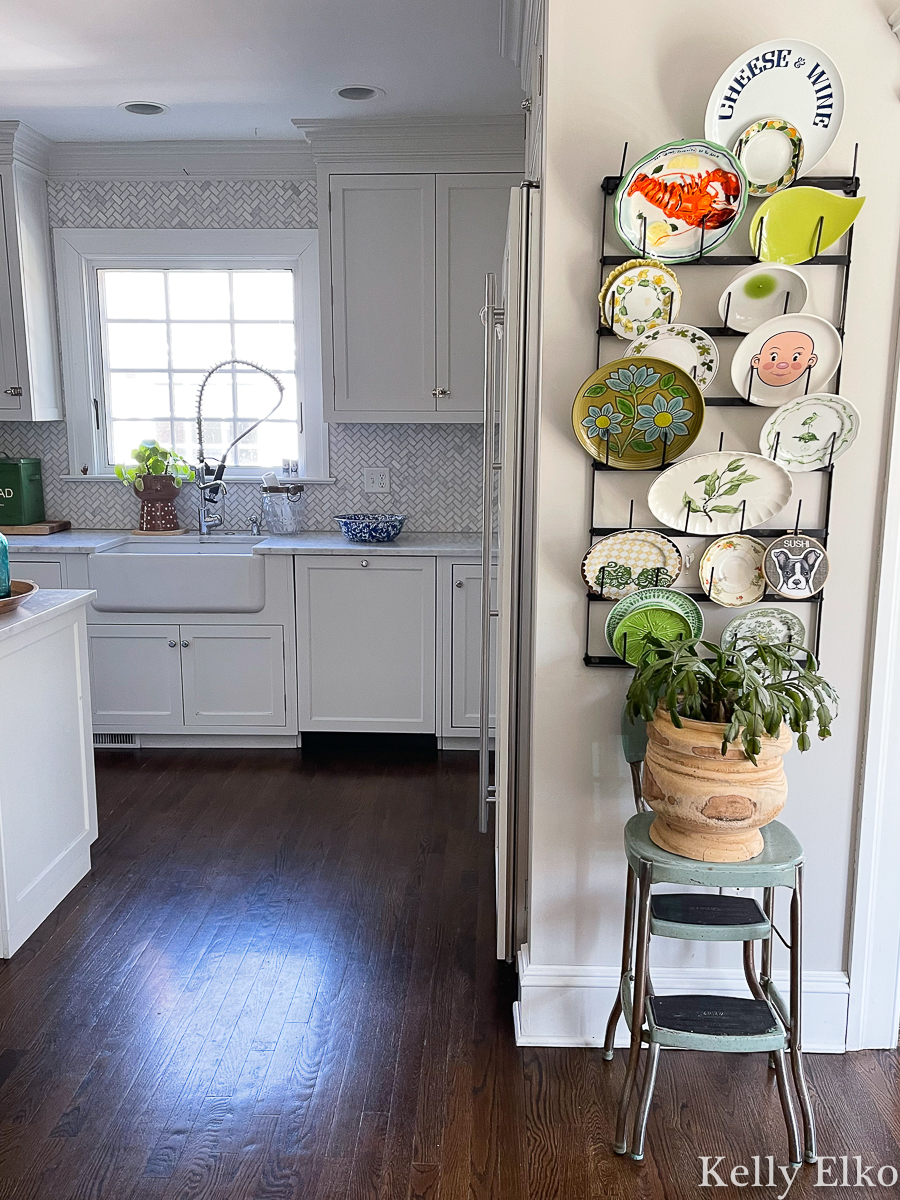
[479,272,501,833]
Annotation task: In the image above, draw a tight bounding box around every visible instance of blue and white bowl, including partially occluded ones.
[334,513,407,543]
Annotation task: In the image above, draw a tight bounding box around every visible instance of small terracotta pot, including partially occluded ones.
[135,475,180,532]
[642,706,792,862]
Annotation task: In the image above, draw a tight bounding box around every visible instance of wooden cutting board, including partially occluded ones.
[0,520,72,535]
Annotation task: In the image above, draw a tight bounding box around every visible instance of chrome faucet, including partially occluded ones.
[197,479,227,535]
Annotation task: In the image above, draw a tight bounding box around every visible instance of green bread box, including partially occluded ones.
[0,458,45,526]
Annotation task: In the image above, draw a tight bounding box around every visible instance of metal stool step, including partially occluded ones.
[647,994,785,1052]
[650,892,770,941]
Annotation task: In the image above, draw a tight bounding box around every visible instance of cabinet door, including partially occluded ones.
[87,624,183,728]
[330,174,436,415]
[180,625,286,727]
[10,559,62,588]
[0,173,22,413]
[449,563,496,731]
[296,556,436,733]
[435,174,521,413]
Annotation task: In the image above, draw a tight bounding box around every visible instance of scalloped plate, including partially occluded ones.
[626,323,719,392]
[760,392,859,472]
[582,530,683,600]
[721,607,806,652]
[648,451,793,535]
[606,587,704,664]
[699,535,767,608]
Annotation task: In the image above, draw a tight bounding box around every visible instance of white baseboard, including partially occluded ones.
[97,733,303,749]
[515,943,850,1053]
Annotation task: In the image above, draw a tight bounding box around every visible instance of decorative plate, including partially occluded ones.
[699,535,767,608]
[647,451,793,536]
[749,187,865,267]
[614,140,748,264]
[602,261,682,339]
[599,258,670,324]
[759,393,859,472]
[721,607,806,653]
[763,533,829,598]
[582,530,683,600]
[718,263,808,333]
[735,118,803,196]
[748,187,868,267]
[606,588,704,665]
[626,324,719,392]
[572,357,704,469]
[731,313,842,407]
[704,40,844,177]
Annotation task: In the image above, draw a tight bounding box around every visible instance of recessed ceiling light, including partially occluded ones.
[118,101,169,116]
[333,85,384,102]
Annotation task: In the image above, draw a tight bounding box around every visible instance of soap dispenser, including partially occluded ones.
[0,531,9,600]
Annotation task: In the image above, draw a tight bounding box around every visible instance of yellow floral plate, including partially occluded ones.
[572,357,704,470]
[601,261,682,339]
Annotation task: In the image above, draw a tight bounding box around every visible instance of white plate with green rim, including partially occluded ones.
[759,393,859,472]
[699,535,767,608]
[718,264,808,334]
[582,530,682,601]
[648,451,793,536]
[603,261,682,339]
[606,588,704,664]
[625,323,719,392]
[721,607,806,653]
[735,117,803,196]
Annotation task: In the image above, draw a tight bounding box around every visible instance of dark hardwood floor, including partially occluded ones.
[0,740,897,1199]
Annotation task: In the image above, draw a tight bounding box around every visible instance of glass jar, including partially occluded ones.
[261,484,305,535]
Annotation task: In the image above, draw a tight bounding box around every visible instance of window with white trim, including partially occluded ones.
[54,228,328,480]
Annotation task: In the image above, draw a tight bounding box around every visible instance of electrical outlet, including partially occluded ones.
[363,467,391,493]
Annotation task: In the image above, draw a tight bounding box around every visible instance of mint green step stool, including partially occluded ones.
[603,811,816,1167]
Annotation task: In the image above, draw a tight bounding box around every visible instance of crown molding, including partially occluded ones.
[0,121,52,173]
[291,115,525,166]
[46,139,315,181]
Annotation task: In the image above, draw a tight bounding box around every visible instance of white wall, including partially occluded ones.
[520,0,900,1051]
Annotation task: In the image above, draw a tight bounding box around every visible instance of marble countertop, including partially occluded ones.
[7,531,130,554]
[5,530,483,557]
[0,589,95,644]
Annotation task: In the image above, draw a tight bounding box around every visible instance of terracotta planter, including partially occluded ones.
[642,706,792,862]
[134,475,180,533]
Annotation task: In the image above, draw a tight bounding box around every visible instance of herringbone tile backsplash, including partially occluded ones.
[0,179,482,532]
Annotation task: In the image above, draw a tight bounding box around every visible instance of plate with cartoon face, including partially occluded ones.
[759,393,859,472]
[625,323,719,392]
[731,313,842,407]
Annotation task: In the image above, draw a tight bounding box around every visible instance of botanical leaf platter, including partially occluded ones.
[647,450,793,535]
[759,392,859,472]
[572,357,704,470]
[626,323,719,392]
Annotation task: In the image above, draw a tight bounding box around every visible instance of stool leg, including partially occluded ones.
[603,865,637,1060]
[761,889,777,1070]
[742,938,766,1003]
[630,1041,660,1162]
[772,1047,802,1167]
[614,859,652,1155]
[789,866,817,1162]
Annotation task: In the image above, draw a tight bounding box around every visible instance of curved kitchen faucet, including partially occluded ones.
[195,359,284,534]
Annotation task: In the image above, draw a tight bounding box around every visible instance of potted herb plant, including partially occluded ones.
[115,439,195,533]
[624,637,838,862]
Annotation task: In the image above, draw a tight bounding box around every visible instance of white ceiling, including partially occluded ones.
[0,0,524,141]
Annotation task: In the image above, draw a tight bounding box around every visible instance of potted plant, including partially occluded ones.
[624,637,838,862]
[115,440,195,533]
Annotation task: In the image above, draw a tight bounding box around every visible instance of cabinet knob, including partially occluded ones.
[431,387,449,398]
[360,559,369,568]
[455,579,464,588]
[168,639,177,648]
[181,639,190,648]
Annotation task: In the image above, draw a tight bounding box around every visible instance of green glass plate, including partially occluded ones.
[605,587,704,664]
[612,606,693,664]
[749,187,865,266]
[572,357,704,470]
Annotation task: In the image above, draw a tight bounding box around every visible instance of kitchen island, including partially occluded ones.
[0,589,97,956]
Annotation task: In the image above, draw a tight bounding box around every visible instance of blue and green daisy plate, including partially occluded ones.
[572,356,705,470]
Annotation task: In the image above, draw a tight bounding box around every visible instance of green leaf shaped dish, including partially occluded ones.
[749,186,865,266]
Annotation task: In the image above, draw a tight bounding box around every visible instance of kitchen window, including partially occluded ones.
[54,228,328,480]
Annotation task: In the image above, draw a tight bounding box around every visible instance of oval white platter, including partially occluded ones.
[704,40,844,177]
[721,607,806,652]
[648,451,793,536]
[625,323,719,392]
[699,535,767,608]
[718,263,808,333]
[731,313,842,407]
[760,392,859,472]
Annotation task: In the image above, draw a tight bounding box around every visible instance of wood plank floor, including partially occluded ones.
[0,739,898,1199]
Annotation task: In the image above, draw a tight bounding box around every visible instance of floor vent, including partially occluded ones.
[93,733,139,748]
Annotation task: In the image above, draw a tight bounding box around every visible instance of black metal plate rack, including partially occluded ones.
[584,145,859,668]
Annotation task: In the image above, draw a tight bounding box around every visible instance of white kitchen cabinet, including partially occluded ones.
[181,625,286,727]
[326,171,520,422]
[88,624,183,728]
[10,559,63,588]
[443,562,496,736]
[295,555,436,733]
[0,123,62,421]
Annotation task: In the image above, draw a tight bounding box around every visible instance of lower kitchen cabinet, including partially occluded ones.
[88,624,184,728]
[443,561,496,737]
[10,559,64,588]
[295,555,436,733]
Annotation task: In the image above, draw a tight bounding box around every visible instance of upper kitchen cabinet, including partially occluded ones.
[0,123,62,422]
[325,171,521,422]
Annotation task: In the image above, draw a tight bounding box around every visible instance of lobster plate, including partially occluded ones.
[615,139,748,264]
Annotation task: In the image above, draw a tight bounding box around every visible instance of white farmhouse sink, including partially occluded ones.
[88,537,266,613]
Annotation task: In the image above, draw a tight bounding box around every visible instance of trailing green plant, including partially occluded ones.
[114,440,195,491]
[624,636,838,763]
